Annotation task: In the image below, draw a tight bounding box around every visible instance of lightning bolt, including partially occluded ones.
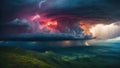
[39,0,47,8]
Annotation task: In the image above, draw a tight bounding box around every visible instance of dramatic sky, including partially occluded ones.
[0,0,120,41]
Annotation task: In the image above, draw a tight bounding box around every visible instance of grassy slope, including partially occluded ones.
[0,46,120,68]
[0,47,55,68]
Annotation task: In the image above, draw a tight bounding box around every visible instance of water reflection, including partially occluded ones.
[62,41,72,46]
[85,41,89,46]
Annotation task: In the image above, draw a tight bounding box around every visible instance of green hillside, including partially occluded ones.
[0,46,120,68]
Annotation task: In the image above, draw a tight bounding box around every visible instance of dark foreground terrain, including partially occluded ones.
[0,43,120,68]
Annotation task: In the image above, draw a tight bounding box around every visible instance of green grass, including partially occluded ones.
[0,46,120,68]
[0,47,55,68]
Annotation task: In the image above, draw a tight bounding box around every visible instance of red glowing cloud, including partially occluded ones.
[29,14,58,32]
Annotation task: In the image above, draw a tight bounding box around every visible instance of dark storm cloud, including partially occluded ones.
[0,33,93,41]
[1,18,30,27]
[0,0,39,22]
[0,19,32,36]
[39,0,120,22]
[1,0,120,22]
[0,0,40,36]
[1,0,120,40]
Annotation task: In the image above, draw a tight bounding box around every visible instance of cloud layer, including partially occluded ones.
[90,21,120,39]
[1,0,120,40]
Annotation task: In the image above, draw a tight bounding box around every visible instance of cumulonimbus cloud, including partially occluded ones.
[1,0,120,41]
[90,21,120,39]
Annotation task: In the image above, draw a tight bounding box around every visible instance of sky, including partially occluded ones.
[0,0,120,42]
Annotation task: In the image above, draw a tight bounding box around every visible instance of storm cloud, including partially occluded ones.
[39,0,120,22]
[1,0,120,22]
[1,0,120,40]
[90,21,120,39]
